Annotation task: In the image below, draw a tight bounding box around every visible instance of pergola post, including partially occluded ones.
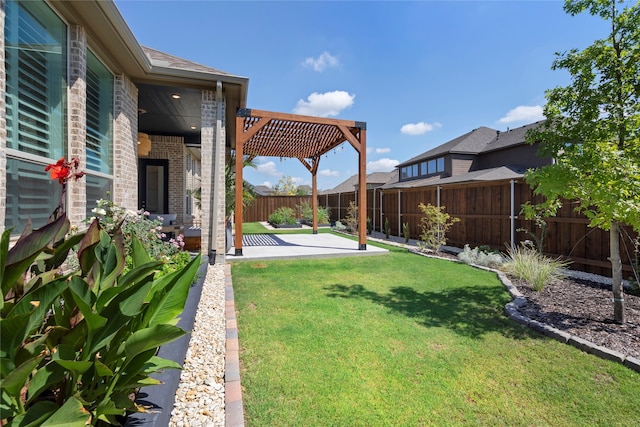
[234,114,244,256]
[357,129,367,250]
[311,157,319,234]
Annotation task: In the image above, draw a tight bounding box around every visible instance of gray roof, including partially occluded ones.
[142,46,244,78]
[479,121,544,153]
[323,171,397,194]
[382,165,525,190]
[397,126,497,167]
[254,185,275,196]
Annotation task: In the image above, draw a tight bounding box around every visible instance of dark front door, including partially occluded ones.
[139,159,169,214]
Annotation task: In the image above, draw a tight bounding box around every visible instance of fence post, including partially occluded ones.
[437,185,441,244]
[380,190,383,233]
[510,179,515,249]
[398,190,401,238]
[372,188,376,232]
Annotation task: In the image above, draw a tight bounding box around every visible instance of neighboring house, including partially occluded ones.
[254,185,276,196]
[323,171,396,194]
[383,121,551,189]
[1,0,248,260]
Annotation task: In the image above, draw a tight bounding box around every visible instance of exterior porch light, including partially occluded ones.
[137,132,152,156]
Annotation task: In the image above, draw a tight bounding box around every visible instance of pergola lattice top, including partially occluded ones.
[236,108,366,160]
[233,108,368,256]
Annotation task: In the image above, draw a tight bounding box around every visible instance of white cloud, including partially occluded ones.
[255,160,280,176]
[319,169,340,177]
[376,147,391,154]
[400,121,442,136]
[291,176,304,184]
[367,158,399,172]
[498,105,544,123]
[293,90,355,117]
[261,181,273,188]
[302,51,340,72]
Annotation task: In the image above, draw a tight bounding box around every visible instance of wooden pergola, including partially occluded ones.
[234,108,367,255]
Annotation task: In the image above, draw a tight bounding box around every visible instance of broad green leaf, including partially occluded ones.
[77,219,101,277]
[2,215,67,297]
[94,358,114,377]
[7,401,58,427]
[45,231,84,272]
[3,279,68,356]
[142,355,182,373]
[53,360,93,376]
[40,396,90,427]
[130,235,151,268]
[98,228,126,290]
[144,254,201,327]
[95,398,126,423]
[26,362,66,404]
[0,353,44,397]
[124,324,186,359]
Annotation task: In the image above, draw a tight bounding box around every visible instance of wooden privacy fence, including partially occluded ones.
[321,179,637,277]
[242,195,312,223]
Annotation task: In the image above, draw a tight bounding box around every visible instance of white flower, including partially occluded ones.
[92,208,107,215]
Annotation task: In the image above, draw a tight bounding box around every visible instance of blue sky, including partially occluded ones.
[115,0,607,191]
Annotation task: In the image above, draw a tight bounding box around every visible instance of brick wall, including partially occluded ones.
[113,75,138,210]
[67,25,87,227]
[147,136,186,224]
[0,0,6,234]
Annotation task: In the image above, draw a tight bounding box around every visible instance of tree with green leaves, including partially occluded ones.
[273,175,301,196]
[225,154,257,218]
[525,0,640,323]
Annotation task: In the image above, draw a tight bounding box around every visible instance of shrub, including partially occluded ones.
[268,206,297,225]
[1,158,201,425]
[457,244,505,268]
[343,201,358,233]
[417,203,460,253]
[402,222,410,243]
[297,201,330,224]
[366,217,373,235]
[86,197,185,274]
[502,244,571,291]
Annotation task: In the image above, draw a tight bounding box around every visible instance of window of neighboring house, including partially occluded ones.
[85,50,114,216]
[4,0,67,234]
[427,159,436,174]
[420,162,427,176]
[437,157,445,172]
[412,164,418,177]
[400,166,408,180]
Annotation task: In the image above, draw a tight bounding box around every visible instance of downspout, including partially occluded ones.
[372,188,376,233]
[510,179,515,249]
[397,190,401,238]
[210,80,224,263]
[437,185,441,244]
[380,190,383,233]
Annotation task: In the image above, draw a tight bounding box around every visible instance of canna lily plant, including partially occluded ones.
[0,158,201,425]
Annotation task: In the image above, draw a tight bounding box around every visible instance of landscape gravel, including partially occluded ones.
[170,263,226,427]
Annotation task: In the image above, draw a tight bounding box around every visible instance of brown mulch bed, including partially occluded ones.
[513,277,640,360]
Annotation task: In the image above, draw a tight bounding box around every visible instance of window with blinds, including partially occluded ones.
[4,0,67,234]
[86,51,113,175]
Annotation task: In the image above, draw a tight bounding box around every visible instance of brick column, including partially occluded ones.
[213,82,227,261]
[113,75,138,210]
[0,0,6,234]
[67,25,87,227]
[201,90,215,257]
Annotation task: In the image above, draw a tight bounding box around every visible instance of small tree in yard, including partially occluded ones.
[418,203,460,253]
[343,201,358,233]
[525,0,640,323]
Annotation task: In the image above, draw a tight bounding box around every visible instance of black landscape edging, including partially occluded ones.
[269,223,302,229]
[123,257,209,426]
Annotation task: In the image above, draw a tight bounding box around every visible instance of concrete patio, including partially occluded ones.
[225,232,388,261]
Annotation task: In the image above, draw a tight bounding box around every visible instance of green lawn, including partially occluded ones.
[231,241,640,426]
